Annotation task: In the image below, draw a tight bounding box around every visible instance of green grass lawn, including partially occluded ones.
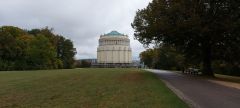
[0,68,188,108]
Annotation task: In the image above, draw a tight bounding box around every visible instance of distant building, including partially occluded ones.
[95,31,133,68]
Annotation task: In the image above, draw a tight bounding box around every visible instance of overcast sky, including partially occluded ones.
[0,0,152,60]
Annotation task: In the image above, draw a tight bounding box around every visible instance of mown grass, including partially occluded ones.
[0,68,188,108]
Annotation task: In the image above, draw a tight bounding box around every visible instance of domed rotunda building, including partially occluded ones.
[96,31,132,67]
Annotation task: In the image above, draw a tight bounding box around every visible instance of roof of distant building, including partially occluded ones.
[104,31,124,36]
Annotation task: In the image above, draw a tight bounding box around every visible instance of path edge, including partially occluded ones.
[161,79,200,108]
[145,69,201,108]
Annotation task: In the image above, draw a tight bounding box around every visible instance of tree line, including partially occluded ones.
[140,45,240,76]
[133,0,240,76]
[0,26,76,70]
[140,45,185,70]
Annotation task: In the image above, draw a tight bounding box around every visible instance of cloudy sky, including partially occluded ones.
[0,0,152,60]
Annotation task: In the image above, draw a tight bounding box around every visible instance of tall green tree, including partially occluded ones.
[140,46,185,70]
[28,27,76,69]
[140,49,155,68]
[27,35,56,69]
[0,26,29,70]
[132,0,240,76]
[0,26,76,70]
[154,45,185,70]
[61,39,76,69]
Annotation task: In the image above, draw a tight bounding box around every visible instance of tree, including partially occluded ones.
[14,34,34,70]
[27,35,56,69]
[140,45,185,70]
[55,35,76,69]
[0,26,76,70]
[28,27,57,48]
[132,0,240,76]
[154,45,185,70]
[28,27,76,69]
[0,26,29,70]
[80,60,91,68]
[139,49,155,68]
[61,39,76,69]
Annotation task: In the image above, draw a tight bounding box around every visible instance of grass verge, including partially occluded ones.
[0,68,188,108]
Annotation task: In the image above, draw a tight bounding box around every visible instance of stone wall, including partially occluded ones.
[97,34,132,64]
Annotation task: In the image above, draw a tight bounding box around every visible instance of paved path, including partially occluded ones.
[146,69,240,108]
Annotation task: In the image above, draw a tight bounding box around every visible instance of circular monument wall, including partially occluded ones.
[97,31,132,64]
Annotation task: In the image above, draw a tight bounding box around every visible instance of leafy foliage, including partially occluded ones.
[140,49,155,68]
[75,60,92,68]
[0,26,76,70]
[140,45,184,70]
[132,0,240,76]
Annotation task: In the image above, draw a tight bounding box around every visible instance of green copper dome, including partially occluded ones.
[105,31,124,36]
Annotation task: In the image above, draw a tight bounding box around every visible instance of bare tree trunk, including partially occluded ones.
[202,46,214,77]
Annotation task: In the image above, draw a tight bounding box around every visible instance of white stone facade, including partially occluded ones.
[97,31,132,64]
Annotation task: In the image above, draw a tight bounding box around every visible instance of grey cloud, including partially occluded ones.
[0,0,152,59]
